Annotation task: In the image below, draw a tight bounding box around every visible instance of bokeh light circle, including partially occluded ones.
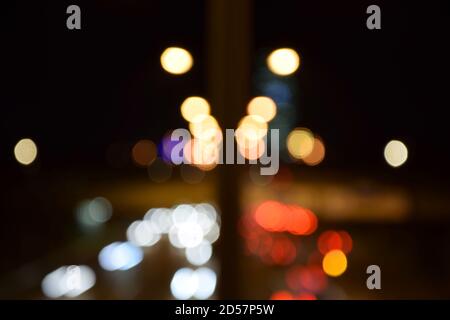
[14,138,38,165]
[322,249,347,277]
[267,48,300,76]
[384,140,408,167]
[160,47,193,75]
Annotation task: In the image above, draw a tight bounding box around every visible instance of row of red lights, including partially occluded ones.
[239,200,353,299]
[254,200,318,235]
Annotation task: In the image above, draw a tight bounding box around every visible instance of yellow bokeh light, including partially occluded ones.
[303,137,325,166]
[14,138,38,165]
[286,128,314,159]
[247,96,277,122]
[384,140,408,168]
[235,115,268,148]
[160,47,193,75]
[180,97,211,123]
[322,250,347,277]
[189,115,220,141]
[267,48,300,76]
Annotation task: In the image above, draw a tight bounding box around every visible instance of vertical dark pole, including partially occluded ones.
[207,0,252,299]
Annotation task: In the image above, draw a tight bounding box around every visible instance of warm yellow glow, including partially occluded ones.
[322,250,347,277]
[14,138,38,165]
[267,48,300,76]
[183,138,195,164]
[189,115,220,141]
[195,162,218,172]
[239,139,265,160]
[235,115,268,148]
[286,128,314,159]
[183,138,219,171]
[384,140,408,168]
[247,96,277,122]
[181,97,210,123]
[160,47,193,75]
[303,137,325,166]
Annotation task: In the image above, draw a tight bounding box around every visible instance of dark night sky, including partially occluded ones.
[1,0,449,173]
[2,1,206,168]
[1,0,449,176]
[254,0,450,173]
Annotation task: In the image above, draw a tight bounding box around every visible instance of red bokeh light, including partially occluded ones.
[270,236,297,265]
[270,290,294,300]
[296,293,317,300]
[339,230,353,254]
[299,266,328,293]
[286,265,327,293]
[317,230,353,254]
[270,290,317,300]
[307,251,323,266]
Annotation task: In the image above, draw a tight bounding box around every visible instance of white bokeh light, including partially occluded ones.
[203,222,220,244]
[172,204,196,226]
[185,240,212,266]
[384,140,408,167]
[177,222,204,248]
[144,208,172,234]
[193,267,217,300]
[170,267,217,300]
[170,268,198,300]
[127,220,161,247]
[98,242,143,271]
[41,265,95,299]
[76,197,113,229]
[168,225,184,248]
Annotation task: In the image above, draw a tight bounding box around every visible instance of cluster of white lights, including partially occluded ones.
[126,203,220,267]
[41,265,96,298]
[186,240,212,266]
[170,267,217,300]
[127,220,161,247]
[95,203,219,278]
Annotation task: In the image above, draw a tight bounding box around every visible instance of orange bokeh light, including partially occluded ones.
[287,206,318,235]
[131,139,157,167]
[303,137,325,166]
[254,201,288,232]
[254,201,317,236]
[322,249,347,277]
